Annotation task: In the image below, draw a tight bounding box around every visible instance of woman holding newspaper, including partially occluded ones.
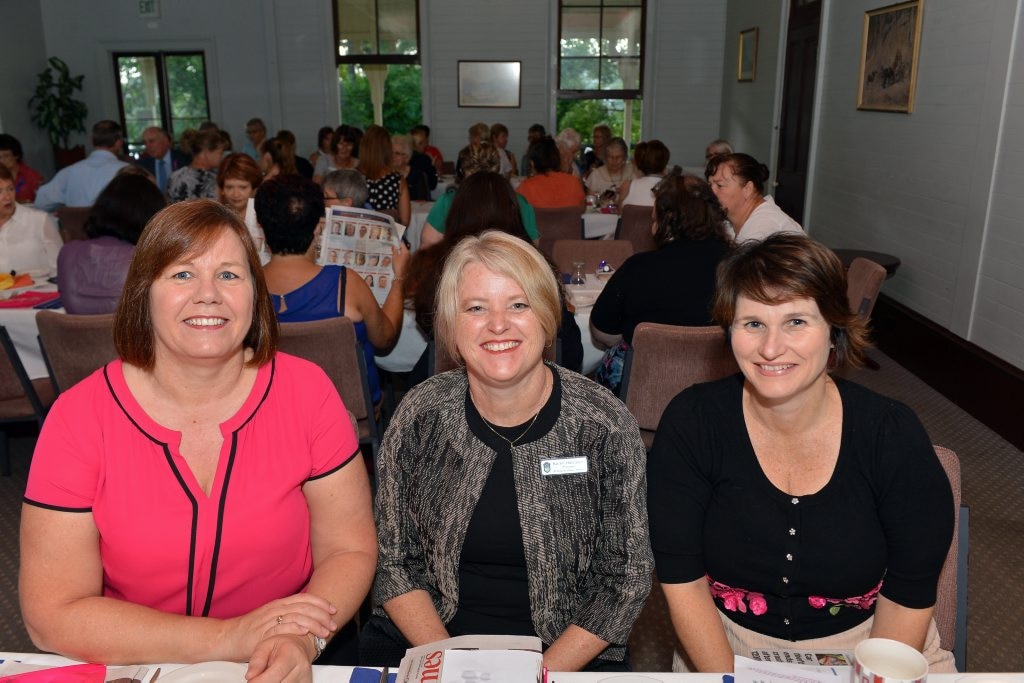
[363,230,653,671]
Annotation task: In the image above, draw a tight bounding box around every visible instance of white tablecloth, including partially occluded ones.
[0,653,1011,683]
[403,201,435,252]
[582,211,619,239]
[0,282,62,379]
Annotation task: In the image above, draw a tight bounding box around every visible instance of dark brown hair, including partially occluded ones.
[705,152,771,196]
[634,139,670,175]
[114,200,278,369]
[711,232,869,368]
[652,169,730,246]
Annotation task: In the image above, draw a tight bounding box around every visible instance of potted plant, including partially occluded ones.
[28,56,89,169]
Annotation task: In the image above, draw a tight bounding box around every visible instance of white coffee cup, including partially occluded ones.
[854,638,929,683]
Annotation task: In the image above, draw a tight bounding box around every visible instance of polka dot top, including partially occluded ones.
[367,172,402,210]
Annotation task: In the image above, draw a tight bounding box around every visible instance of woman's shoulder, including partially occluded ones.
[663,373,744,420]
[834,376,927,437]
[392,369,468,423]
[555,366,638,427]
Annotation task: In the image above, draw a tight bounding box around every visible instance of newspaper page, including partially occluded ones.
[734,655,850,683]
[319,205,403,306]
[396,635,542,683]
[747,649,853,667]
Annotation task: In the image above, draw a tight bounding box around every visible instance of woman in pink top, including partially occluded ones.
[21,200,377,680]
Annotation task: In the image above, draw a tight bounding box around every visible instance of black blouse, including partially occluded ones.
[648,374,953,640]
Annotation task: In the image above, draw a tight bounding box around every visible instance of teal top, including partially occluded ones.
[426,190,539,241]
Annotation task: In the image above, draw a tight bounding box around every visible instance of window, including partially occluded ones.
[557,0,645,145]
[114,52,210,157]
[334,0,422,134]
[559,0,644,98]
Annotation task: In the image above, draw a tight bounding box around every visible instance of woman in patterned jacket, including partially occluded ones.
[360,230,652,671]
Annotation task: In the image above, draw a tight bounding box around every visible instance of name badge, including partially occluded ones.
[540,456,588,476]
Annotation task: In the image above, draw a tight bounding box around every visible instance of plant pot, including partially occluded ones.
[54,145,86,170]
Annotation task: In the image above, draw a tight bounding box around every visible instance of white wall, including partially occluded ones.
[35,0,336,157]
[1,0,57,178]
[808,0,1024,369]
[645,1,727,168]
[719,0,785,165]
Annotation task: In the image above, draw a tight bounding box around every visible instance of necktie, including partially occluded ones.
[157,159,168,193]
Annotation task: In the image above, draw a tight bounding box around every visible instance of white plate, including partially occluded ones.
[158,661,247,682]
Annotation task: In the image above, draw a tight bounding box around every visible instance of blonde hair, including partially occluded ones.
[434,231,560,364]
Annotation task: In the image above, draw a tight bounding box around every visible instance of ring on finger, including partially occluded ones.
[277,615,284,625]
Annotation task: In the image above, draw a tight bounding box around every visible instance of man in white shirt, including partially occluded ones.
[34,120,128,210]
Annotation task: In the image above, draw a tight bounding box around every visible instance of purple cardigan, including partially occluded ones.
[56,236,135,314]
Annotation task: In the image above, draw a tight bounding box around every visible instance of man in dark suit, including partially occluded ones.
[137,127,191,194]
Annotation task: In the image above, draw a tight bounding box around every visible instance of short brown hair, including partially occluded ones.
[114,200,278,369]
[434,231,560,364]
[712,233,869,368]
[217,153,263,191]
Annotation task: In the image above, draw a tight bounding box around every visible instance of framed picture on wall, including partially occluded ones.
[857,0,924,112]
[458,61,522,108]
[737,27,758,82]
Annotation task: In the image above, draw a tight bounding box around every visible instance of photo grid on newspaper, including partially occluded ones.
[318,206,403,306]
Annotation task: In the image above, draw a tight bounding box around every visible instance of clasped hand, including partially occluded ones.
[224,593,337,682]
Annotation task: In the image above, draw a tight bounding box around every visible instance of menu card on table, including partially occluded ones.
[396,635,542,683]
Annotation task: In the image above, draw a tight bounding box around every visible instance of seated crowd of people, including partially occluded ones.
[4,116,957,681]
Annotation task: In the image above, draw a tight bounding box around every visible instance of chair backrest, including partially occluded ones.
[55,205,93,243]
[35,311,117,394]
[616,204,657,254]
[933,445,968,671]
[277,318,379,451]
[551,239,634,275]
[846,256,887,319]
[621,323,738,449]
[535,206,584,260]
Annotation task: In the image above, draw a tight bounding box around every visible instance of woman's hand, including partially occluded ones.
[223,593,337,661]
[245,633,315,682]
[392,241,411,280]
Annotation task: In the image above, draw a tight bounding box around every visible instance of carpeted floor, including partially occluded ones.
[1,348,1022,670]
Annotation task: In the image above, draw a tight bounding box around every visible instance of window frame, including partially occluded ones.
[112,50,211,152]
[557,0,647,100]
[332,0,421,67]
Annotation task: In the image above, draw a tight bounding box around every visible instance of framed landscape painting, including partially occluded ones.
[857,0,924,112]
[458,61,521,108]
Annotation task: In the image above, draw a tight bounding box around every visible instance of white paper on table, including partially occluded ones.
[438,649,542,683]
[733,655,850,683]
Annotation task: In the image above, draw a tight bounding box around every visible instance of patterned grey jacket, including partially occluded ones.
[373,365,653,660]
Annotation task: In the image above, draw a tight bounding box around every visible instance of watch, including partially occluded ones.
[311,634,327,660]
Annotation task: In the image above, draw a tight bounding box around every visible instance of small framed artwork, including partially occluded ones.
[458,61,522,108]
[857,0,924,112]
[738,27,758,82]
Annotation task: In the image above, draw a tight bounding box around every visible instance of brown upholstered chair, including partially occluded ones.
[55,205,92,243]
[620,323,738,449]
[277,317,381,464]
[551,239,634,275]
[534,206,584,261]
[933,445,969,671]
[36,311,117,394]
[847,256,887,319]
[0,327,55,475]
[616,204,657,254]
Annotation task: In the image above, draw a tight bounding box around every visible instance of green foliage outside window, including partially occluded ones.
[556,98,642,148]
[338,63,423,135]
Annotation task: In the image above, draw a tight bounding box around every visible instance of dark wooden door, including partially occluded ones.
[774,0,822,225]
